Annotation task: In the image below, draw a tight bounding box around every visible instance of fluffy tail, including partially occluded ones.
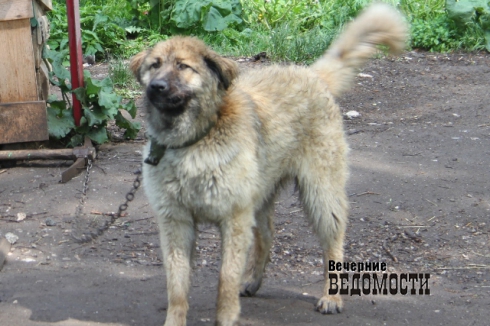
[310,3,408,97]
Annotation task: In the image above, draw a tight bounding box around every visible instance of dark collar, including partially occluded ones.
[144,121,216,166]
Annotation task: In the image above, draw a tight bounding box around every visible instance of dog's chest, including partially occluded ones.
[143,143,259,222]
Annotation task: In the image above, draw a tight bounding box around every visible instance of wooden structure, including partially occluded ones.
[0,0,52,144]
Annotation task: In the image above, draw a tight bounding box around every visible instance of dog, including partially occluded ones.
[130,4,407,325]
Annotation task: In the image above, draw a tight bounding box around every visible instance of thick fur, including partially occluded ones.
[130,4,407,326]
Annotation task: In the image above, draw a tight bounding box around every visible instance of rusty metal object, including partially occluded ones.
[0,136,96,183]
[61,136,95,183]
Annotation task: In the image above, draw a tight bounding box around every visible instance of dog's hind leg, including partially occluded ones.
[297,157,348,314]
[217,206,255,326]
[157,216,196,326]
[240,195,275,297]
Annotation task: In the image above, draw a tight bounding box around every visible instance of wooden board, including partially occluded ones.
[0,101,49,144]
[0,18,38,103]
[0,0,32,21]
[37,0,52,11]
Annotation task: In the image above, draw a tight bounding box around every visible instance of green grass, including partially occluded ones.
[203,0,486,60]
[49,0,488,68]
[108,58,142,99]
[50,0,489,61]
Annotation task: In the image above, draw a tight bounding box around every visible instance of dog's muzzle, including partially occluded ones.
[147,79,191,115]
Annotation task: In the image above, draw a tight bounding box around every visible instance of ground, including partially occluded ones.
[0,51,489,326]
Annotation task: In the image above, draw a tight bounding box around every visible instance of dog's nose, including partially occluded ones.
[150,79,169,93]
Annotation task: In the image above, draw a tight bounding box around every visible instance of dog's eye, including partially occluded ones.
[151,59,161,69]
[177,62,190,70]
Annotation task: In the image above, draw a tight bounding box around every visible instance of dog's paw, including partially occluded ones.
[239,277,263,297]
[316,295,343,314]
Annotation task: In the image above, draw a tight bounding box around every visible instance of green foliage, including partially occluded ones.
[411,14,458,52]
[399,0,487,52]
[241,0,366,31]
[48,1,130,59]
[268,24,335,63]
[446,0,490,51]
[47,0,489,76]
[44,48,140,147]
[108,58,143,99]
[127,0,243,34]
[172,0,243,32]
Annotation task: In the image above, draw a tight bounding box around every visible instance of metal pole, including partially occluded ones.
[66,0,84,126]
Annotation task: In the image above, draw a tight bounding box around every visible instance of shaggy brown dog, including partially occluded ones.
[130,4,407,326]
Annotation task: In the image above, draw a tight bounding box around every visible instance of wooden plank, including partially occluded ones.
[36,0,52,11]
[0,148,75,161]
[0,19,38,103]
[0,0,32,21]
[0,101,49,144]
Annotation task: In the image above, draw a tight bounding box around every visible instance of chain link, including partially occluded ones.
[72,160,142,243]
[74,158,92,218]
[110,171,141,226]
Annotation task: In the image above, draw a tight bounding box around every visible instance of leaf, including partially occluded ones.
[60,38,69,51]
[115,111,141,139]
[47,94,59,102]
[98,90,121,119]
[172,0,210,29]
[446,0,490,26]
[68,134,84,147]
[203,7,242,31]
[85,45,98,56]
[149,0,161,7]
[72,87,88,106]
[46,106,75,139]
[125,26,143,34]
[47,100,67,116]
[82,74,114,104]
[446,0,490,51]
[85,73,114,94]
[83,30,102,42]
[485,30,490,51]
[210,0,233,15]
[83,107,109,127]
[203,7,228,31]
[44,48,71,81]
[122,100,138,119]
[95,42,105,53]
[87,126,109,144]
[93,12,108,31]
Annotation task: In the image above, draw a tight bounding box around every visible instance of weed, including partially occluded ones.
[108,59,142,99]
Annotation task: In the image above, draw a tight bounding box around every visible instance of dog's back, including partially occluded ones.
[234,4,407,183]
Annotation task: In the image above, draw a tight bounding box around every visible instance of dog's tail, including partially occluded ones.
[310,3,408,97]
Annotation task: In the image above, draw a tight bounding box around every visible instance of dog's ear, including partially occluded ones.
[129,50,148,84]
[204,54,239,90]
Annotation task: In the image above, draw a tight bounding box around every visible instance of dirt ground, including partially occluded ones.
[1,51,489,326]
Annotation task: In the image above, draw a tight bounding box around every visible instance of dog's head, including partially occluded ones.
[130,37,238,117]
[130,37,239,147]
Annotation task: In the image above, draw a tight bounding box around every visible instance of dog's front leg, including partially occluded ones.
[159,218,196,326]
[216,207,255,326]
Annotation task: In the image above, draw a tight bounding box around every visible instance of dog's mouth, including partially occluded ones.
[146,79,192,116]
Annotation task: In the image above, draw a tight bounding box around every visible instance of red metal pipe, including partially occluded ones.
[66,0,84,126]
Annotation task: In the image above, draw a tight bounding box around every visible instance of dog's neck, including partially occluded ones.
[144,120,216,166]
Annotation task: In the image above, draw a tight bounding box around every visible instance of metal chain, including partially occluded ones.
[72,162,142,243]
[74,158,92,218]
[109,170,142,226]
